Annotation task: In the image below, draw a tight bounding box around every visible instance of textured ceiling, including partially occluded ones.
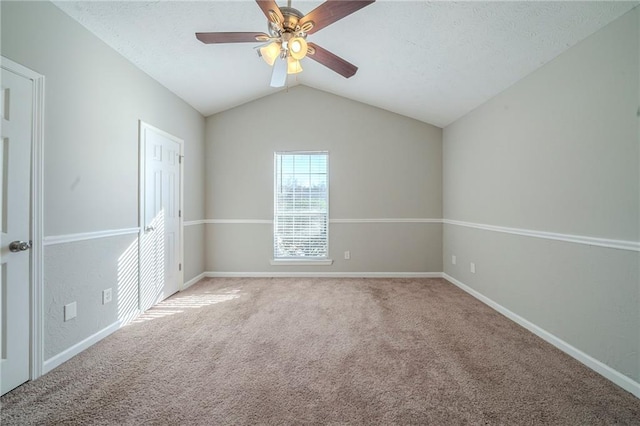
[53,1,638,127]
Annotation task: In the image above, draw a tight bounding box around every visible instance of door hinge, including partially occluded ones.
[179,263,182,271]
[179,155,183,164]
[179,210,182,218]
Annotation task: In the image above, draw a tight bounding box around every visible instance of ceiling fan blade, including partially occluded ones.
[270,57,288,88]
[196,32,269,44]
[255,0,284,27]
[306,43,358,78]
[300,0,375,35]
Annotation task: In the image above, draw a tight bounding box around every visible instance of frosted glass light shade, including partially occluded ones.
[260,42,281,66]
[287,57,303,74]
[289,37,308,60]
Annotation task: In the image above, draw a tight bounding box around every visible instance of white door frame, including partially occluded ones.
[1,57,45,380]
[138,120,184,307]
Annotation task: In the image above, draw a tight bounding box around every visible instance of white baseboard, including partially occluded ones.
[205,271,442,278]
[442,273,640,399]
[182,272,206,290]
[43,320,122,374]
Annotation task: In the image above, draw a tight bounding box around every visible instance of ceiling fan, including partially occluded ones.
[196,0,375,87]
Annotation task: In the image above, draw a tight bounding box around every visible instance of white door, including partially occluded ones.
[139,122,182,311]
[1,68,32,395]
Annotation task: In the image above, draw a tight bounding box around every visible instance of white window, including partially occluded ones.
[274,152,329,259]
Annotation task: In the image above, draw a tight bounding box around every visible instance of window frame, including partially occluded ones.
[271,150,332,265]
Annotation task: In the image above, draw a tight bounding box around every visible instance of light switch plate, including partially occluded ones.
[64,302,77,321]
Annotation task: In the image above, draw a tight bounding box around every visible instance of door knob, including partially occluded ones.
[145,226,155,232]
[9,240,32,252]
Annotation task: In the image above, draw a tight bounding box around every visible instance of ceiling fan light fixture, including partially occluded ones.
[289,37,308,60]
[196,0,375,84]
[287,57,303,74]
[259,41,281,66]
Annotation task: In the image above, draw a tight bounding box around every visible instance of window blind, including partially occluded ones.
[274,152,329,259]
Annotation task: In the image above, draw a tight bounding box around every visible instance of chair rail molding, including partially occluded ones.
[43,227,140,246]
[444,219,639,252]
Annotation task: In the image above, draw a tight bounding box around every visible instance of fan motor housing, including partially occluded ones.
[281,7,303,30]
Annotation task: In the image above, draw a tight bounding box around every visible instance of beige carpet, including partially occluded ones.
[2,277,639,425]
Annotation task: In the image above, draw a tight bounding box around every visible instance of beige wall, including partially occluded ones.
[2,1,206,361]
[443,8,639,382]
[205,86,443,273]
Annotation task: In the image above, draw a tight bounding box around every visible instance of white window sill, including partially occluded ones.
[270,259,334,266]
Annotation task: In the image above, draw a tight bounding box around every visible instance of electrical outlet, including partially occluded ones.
[470,262,476,274]
[344,251,351,260]
[102,288,112,305]
[64,302,77,321]
[452,255,457,265]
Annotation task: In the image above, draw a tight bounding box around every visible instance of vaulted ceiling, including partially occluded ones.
[53,1,638,127]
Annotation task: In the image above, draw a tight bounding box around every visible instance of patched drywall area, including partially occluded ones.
[443,8,640,382]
